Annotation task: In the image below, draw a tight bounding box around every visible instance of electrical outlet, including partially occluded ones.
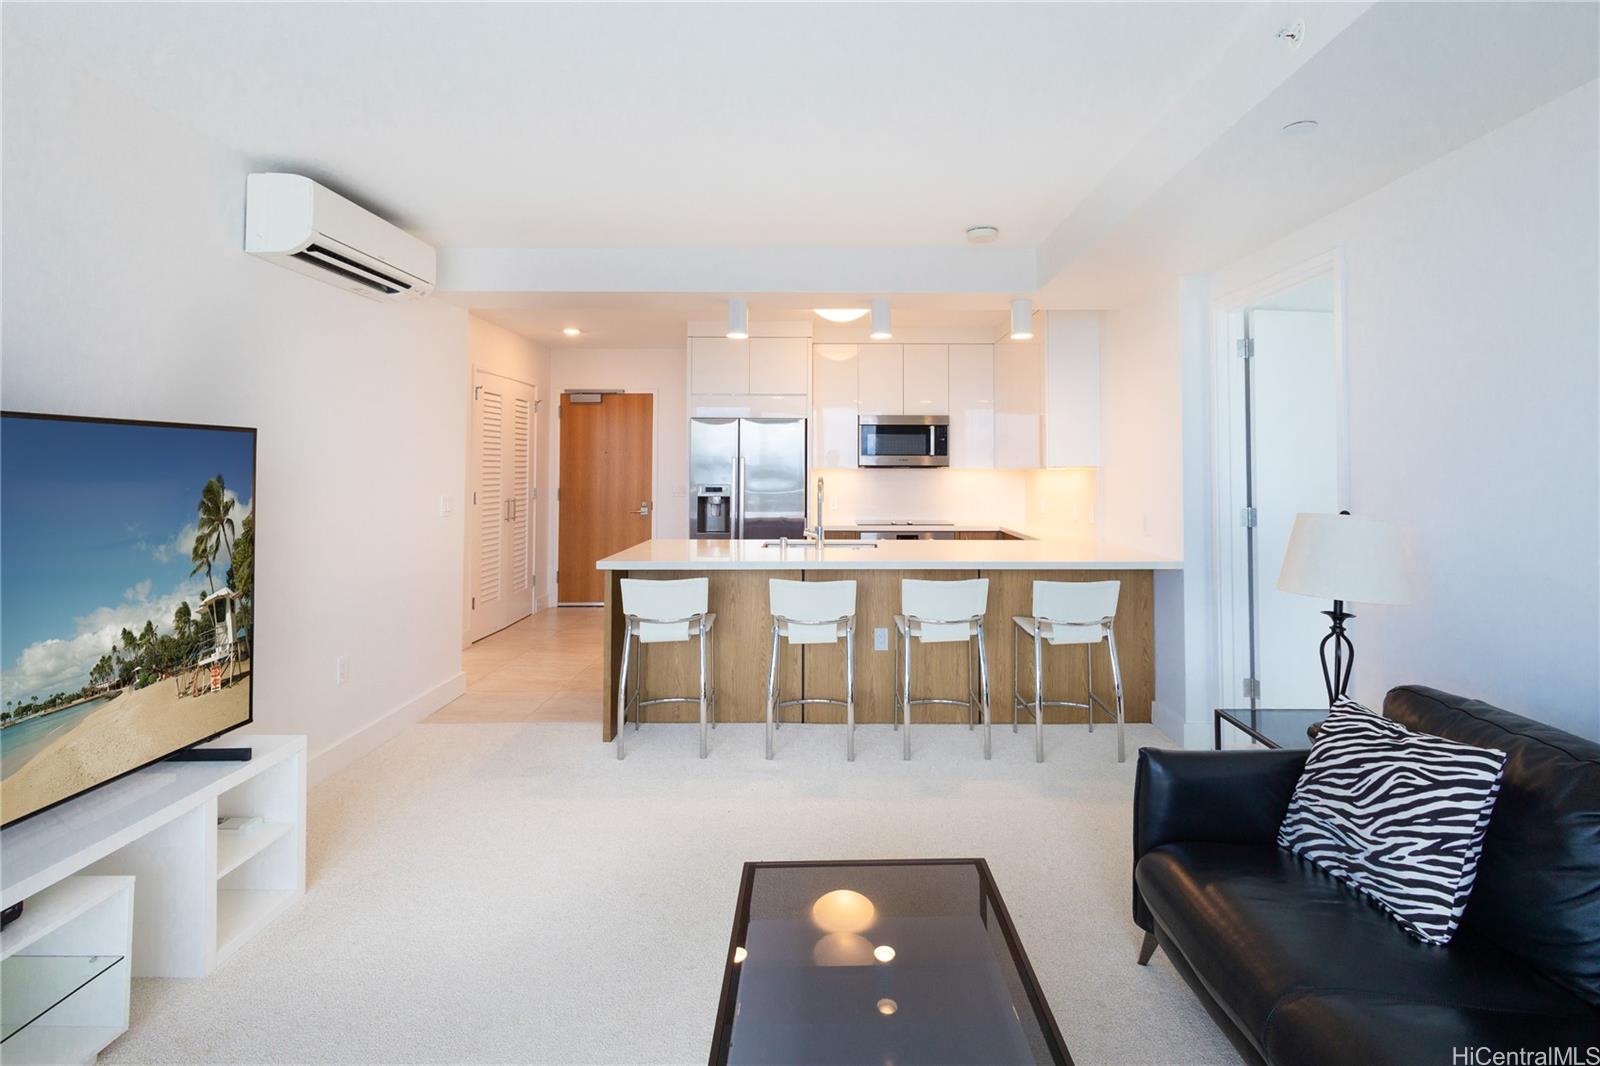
[335,655,349,686]
[873,627,889,652]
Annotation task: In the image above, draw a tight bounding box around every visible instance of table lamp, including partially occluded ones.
[1277,511,1412,706]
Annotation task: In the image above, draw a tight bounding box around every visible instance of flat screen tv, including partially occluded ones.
[1,412,256,828]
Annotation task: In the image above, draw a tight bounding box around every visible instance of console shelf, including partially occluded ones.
[0,875,133,1066]
[2,736,306,980]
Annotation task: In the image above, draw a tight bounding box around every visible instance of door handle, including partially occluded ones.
[636,501,651,516]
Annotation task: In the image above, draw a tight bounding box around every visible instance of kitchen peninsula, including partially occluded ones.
[595,538,1179,741]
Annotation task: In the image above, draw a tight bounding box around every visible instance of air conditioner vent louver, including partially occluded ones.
[292,243,411,296]
[245,174,436,301]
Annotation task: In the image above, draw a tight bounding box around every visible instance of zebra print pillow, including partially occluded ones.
[1277,704,1507,945]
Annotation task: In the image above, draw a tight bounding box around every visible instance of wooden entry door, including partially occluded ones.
[469,370,537,641]
[558,392,652,604]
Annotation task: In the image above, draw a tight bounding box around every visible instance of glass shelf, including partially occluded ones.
[1,954,123,1042]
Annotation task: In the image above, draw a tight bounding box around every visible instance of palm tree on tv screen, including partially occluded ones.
[189,474,235,599]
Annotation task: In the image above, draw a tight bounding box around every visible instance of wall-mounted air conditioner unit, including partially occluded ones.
[244,173,436,301]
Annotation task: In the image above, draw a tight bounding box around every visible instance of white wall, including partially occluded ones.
[1100,283,1184,557]
[546,348,687,595]
[465,317,551,627]
[2,34,472,777]
[1209,81,1600,739]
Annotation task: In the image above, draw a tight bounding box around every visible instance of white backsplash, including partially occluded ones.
[813,467,1100,537]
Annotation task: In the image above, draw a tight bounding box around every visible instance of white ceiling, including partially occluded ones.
[2,2,1253,248]
[8,1,1596,339]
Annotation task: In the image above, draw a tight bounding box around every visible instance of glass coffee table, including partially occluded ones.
[1213,707,1328,751]
[710,858,1072,1065]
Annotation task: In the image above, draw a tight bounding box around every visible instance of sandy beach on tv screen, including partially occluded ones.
[2,673,249,822]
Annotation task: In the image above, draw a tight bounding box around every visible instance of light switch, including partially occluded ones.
[874,627,889,652]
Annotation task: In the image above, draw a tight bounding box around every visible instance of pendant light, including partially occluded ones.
[869,299,892,340]
[726,298,749,340]
[1009,298,1034,340]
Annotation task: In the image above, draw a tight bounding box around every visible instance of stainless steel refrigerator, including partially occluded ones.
[688,418,807,540]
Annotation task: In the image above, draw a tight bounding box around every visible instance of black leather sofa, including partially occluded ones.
[1132,686,1600,1065]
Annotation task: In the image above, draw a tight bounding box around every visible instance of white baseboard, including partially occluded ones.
[308,671,466,785]
[1151,700,1213,750]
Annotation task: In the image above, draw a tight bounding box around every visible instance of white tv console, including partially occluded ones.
[2,735,306,995]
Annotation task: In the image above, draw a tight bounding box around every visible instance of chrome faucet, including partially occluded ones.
[814,476,825,547]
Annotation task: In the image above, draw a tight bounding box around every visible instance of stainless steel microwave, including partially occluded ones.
[858,415,950,467]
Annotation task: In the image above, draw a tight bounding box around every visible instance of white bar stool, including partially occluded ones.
[1012,579,1125,763]
[615,577,717,760]
[765,578,858,760]
[893,577,992,761]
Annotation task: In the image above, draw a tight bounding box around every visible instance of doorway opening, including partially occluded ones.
[557,391,654,605]
[1215,267,1346,712]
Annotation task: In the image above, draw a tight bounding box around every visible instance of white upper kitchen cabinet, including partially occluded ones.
[947,344,994,468]
[1041,311,1101,468]
[690,337,750,394]
[993,336,1042,468]
[812,344,859,467]
[748,337,809,395]
[857,344,904,416]
[902,344,949,415]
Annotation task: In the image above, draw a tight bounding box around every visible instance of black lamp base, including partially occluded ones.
[1319,600,1355,707]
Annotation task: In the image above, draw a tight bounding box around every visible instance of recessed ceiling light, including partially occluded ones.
[1281,119,1320,136]
[562,326,582,337]
[815,308,869,323]
[966,225,999,244]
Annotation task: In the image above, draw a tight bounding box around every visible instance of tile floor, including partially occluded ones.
[428,607,606,723]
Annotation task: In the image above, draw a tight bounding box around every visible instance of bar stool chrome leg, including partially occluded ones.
[1107,627,1127,763]
[633,637,643,731]
[845,624,857,762]
[901,628,912,761]
[891,624,901,731]
[698,626,709,759]
[1085,643,1094,733]
[1012,622,1020,733]
[977,621,992,759]
[764,622,779,760]
[615,628,632,760]
[1033,624,1045,763]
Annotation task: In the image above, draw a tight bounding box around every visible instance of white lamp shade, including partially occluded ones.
[1277,512,1412,605]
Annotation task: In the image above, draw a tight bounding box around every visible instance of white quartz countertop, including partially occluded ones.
[597,538,1181,571]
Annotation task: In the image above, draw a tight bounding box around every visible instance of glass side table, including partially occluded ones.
[1213,707,1327,751]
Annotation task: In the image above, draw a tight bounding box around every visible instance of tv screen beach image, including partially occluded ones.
[1,415,255,826]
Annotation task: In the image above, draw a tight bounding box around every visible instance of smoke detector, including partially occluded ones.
[965,225,999,245]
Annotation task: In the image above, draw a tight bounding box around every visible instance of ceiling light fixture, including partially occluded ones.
[1281,119,1320,136]
[726,298,749,340]
[966,225,999,244]
[815,308,869,323]
[1009,298,1034,340]
[869,299,892,340]
[562,326,582,337]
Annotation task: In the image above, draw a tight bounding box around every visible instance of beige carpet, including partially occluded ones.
[103,719,1238,1065]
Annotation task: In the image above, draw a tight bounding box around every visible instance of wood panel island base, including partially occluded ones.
[596,540,1180,744]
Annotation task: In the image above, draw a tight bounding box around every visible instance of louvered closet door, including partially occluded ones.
[470,370,538,642]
